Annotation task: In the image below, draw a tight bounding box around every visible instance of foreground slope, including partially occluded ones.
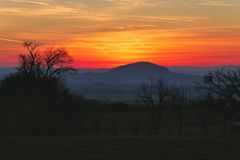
[0,136,239,160]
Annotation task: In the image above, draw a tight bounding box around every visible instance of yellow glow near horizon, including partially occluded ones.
[0,0,240,68]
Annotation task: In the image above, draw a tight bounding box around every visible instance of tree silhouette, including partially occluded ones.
[200,68,240,105]
[17,41,76,80]
[1,40,76,108]
[0,41,78,135]
[169,86,187,134]
[199,68,240,133]
[137,80,169,134]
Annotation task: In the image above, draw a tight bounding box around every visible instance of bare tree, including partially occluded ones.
[18,41,42,77]
[43,47,75,79]
[200,68,240,105]
[137,80,169,134]
[169,86,187,134]
[199,68,240,133]
[17,41,76,80]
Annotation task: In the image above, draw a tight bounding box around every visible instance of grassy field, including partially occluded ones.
[0,135,239,160]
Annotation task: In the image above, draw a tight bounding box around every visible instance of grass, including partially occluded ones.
[0,135,239,160]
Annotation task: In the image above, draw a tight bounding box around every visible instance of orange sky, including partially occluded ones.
[0,0,240,68]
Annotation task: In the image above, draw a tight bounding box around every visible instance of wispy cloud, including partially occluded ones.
[104,0,168,7]
[0,37,22,43]
[10,0,50,6]
[32,6,80,15]
[199,0,237,7]
[126,15,205,23]
[0,7,24,13]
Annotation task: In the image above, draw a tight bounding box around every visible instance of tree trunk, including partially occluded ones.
[223,105,228,133]
[179,119,184,135]
[150,111,160,135]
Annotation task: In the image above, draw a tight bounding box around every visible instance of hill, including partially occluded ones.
[67,62,202,101]
[108,62,170,75]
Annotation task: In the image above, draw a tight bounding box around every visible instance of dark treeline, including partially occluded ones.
[0,41,240,136]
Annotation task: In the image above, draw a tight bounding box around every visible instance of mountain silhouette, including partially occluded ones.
[108,62,170,76]
[65,62,201,100]
[68,62,201,85]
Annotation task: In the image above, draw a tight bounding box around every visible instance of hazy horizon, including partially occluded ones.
[0,61,239,70]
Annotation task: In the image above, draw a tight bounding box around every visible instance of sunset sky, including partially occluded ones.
[0,0,240,68]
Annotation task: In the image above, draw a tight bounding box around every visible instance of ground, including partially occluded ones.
[0,135,239,160]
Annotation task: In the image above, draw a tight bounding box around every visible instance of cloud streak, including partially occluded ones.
[199,0,237,7]
[10,0,50,6]
[105,0,168,7]
[0,37,22,43]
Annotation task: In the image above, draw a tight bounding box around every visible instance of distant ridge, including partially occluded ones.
[108,62,170,75]
[103,61,201,82]
[66,62,202,100]
[67,62,201,86]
